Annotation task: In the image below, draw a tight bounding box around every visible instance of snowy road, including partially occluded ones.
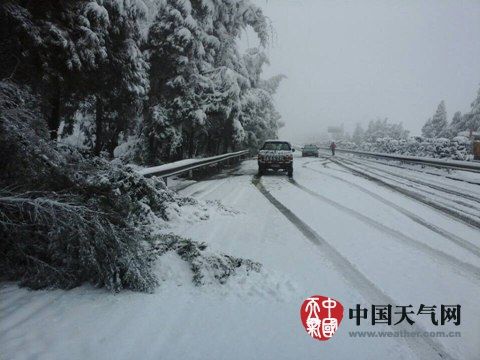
[1,155,479,360]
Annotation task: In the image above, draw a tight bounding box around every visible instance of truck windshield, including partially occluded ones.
[262,142,291,151]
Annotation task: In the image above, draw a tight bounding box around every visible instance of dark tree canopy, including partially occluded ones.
[0,0,282,162]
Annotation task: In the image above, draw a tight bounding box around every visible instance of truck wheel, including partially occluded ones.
[287,166,293,177]
[258,166,264,176]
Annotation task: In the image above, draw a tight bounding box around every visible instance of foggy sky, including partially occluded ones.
[244,0,480,143]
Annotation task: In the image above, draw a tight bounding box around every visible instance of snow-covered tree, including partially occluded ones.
[144,0,210,160]
[364,118,408,142]
[142,0,277,162]
[440,111,462,138]
[0,0,282,293]
[352,123,365,145]
[1,0,281,162]
[450,111,463,132]
[465,87,480,132]
[422,100,447,138]
[422,118,434,138]
[88,0,149,155]
[0,1,110,139]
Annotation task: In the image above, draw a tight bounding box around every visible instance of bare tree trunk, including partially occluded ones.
[94,97,104,156]
[107,127,121,158]
[222,115,235,153]
[187,128,195,158]
[47,82,61,140]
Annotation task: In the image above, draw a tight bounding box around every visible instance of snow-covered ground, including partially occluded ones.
[1,156,479,360]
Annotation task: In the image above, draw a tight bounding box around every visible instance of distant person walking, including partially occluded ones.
[330,141,336,156]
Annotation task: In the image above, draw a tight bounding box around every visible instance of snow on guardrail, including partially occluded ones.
[138,150,250,178]
[319,147,480,172]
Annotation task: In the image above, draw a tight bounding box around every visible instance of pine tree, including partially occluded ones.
[2,0,280,162]
[364,118,408,142]
[440,111,462,138]
[0,1,109,139]
[424,100,448,138]
[422,118,434,138]
[451,111,463,131]
[89,0,149,156]
[145,0,208,160]
[465,87,480,132]
[143,0,275,161]
[352,123,365,145]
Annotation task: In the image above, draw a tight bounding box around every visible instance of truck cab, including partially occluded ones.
[257,140,295,177]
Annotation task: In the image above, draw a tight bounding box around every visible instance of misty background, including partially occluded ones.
[241,0,480,143]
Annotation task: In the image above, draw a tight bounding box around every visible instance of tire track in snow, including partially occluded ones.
[306,156,353,175]
[0,293,65,335]
[352,157,480,200]
[346,155,480,186]
[189,177,234,198]
[176,164,246,194]
[251,176,455,360]
[339,157,480,213]
[286,178,480,280]
[302,162,480,258]
[330,157,480,229]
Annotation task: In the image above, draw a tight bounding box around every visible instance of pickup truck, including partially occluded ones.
[257,140,295,177]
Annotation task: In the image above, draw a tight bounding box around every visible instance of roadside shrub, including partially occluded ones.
[0,82,164,291]
[0,192,157,291]
[0,81,261,292]
[0,81,71,190]
[328,136,473,161]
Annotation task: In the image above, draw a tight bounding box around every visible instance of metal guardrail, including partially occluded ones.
[138,150,250,181]
[319,147,480,173]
